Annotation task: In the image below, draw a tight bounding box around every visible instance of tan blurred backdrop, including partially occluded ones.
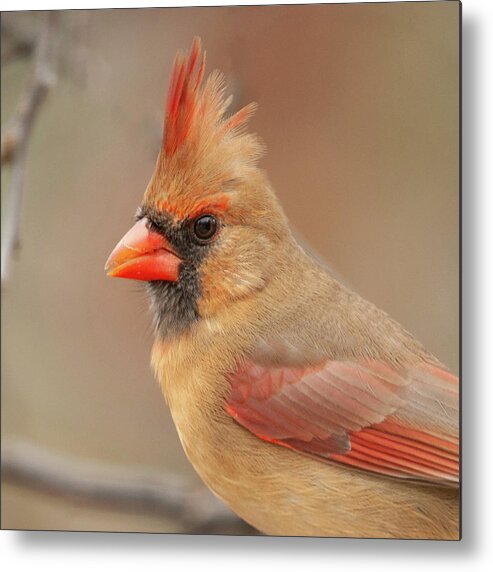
[1,2,459,533]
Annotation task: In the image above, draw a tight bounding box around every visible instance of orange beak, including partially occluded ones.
[105,217,181,282]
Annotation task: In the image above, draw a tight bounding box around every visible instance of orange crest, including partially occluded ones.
[164,37,206,158]
[145,38,264,216]
[160,37,260,164]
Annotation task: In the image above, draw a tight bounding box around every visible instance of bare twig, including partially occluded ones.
[1,13,57,284]
[1,39,34,65]
[1,16,36,64]
[1,438,257,535]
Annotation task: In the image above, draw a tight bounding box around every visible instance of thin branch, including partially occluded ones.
[1,16,36,64]
[2,438,257,535]
[1,39,34,65]
[1,13,57,284]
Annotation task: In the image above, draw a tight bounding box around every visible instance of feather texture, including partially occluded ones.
[227,354,458,486]
[145,37,264,220]
[159,36,260,167]
[164,36,206,158]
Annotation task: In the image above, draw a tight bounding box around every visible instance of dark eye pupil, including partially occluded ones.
[194,215,217,240]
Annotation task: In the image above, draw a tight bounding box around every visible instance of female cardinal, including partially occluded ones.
[105,38,459,539]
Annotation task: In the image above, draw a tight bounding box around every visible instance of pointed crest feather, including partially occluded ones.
[160,37,261,167]
[164,37,206,158]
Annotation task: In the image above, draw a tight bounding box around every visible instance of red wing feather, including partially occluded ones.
[226,359,458,486]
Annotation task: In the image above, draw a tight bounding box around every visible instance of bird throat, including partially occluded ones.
[146,268,201,340]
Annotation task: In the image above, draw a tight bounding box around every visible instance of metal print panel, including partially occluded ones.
[1,1,460,539]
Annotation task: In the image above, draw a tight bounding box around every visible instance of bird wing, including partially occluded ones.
[226,344,459,486]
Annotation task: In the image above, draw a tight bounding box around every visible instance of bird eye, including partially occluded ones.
[193,215,218,242]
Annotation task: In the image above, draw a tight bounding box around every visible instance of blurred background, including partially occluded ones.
[1,2,459,534]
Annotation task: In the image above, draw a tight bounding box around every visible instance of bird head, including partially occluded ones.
[105,38,290,337]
